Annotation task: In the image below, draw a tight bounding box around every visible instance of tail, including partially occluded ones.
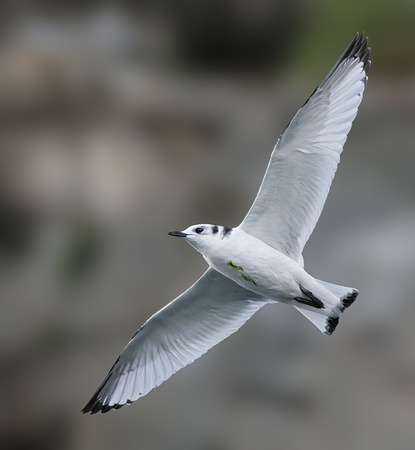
[294,280,358,336]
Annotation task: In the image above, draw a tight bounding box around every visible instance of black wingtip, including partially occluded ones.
[320,32,371,88]
[81,398,129,415]
[101,404,114,414]
[298,32,371,112]
[81,378,109,414]
[343,32,371,76]
[82,356,126,415]
[81,395,103,415]
[81,388,126,414]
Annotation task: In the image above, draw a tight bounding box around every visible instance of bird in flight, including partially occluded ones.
[82,33,371,414]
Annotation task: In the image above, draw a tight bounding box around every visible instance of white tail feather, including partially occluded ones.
[295,280,358,335]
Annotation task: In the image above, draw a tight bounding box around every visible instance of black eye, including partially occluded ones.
[195,227,204,234]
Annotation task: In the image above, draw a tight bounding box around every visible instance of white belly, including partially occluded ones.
[204,228,311,302]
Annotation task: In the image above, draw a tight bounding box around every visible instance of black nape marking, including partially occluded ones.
[221,226,233,238]
[295,285,325,309]
[341,290,358,308]
[327,316,339,335]
[212,225,218,234]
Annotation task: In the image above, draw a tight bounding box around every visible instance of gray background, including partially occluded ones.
[1,1,414,449]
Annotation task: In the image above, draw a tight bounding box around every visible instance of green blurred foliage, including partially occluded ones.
[286,0,415,75]
[59,221,102,283]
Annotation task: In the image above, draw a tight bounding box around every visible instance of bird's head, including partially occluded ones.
[168,224,233,254]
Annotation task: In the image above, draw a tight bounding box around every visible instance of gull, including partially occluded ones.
[82,33,371,414]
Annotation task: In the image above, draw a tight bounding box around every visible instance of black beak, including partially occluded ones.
[168,231,188,238]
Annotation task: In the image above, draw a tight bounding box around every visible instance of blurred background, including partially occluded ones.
[1,1,415,449]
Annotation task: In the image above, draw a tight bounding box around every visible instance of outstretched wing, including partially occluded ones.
[239,33,371,265]
[82,269,268,414]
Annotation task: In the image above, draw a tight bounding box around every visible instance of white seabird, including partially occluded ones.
[82,33,371,414]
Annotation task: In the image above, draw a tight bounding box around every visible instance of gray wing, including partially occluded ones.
[239,33,371,266]
[82,269,268,414]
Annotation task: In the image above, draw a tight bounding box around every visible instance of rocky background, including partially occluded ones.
[1,1,415,449]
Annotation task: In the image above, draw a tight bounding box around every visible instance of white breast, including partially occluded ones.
[205,228,307,301]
